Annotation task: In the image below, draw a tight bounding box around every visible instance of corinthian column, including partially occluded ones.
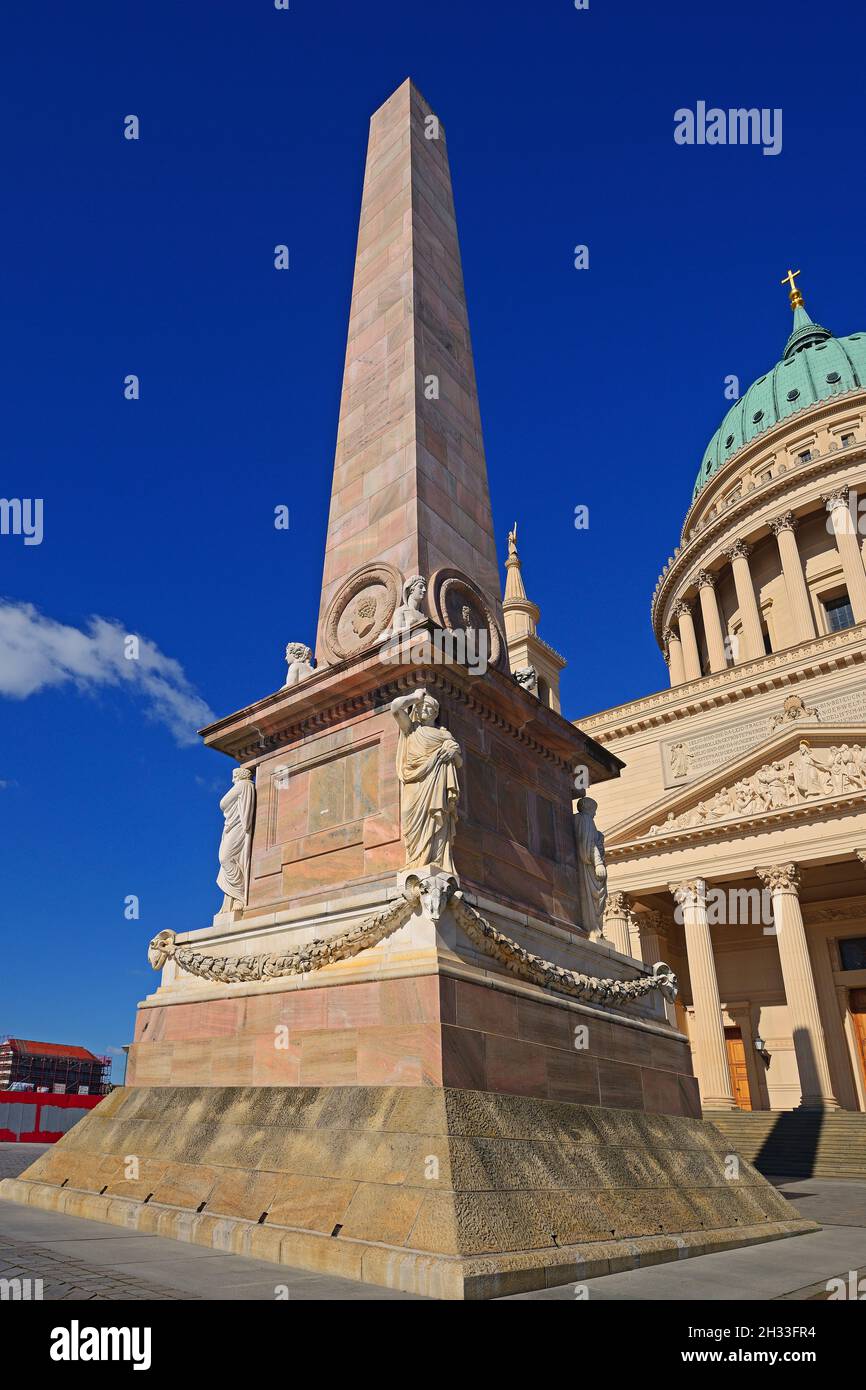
[694,570,728,672]
[756,863,839,1109]
[674,601,702,681]
[824,487,866,624]
[663,626,685,686]
[602,891,633,957]
[770,512,816,643]
[671,879,737,1110]
[724,539,765,661]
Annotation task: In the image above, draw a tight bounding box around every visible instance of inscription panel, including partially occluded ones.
[270,743,381,847]
[660,685,866,788]
[307,744,380,834]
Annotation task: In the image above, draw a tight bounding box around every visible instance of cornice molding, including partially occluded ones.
[610,786,866,854]
[578,623,866,741]
[213,663,613,779]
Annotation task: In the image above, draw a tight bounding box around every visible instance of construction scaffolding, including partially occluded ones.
[0,1036,111,1095]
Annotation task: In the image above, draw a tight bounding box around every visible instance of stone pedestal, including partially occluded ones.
[0,1086,816,1300]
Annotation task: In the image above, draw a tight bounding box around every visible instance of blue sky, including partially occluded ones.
[3,0,865,1072]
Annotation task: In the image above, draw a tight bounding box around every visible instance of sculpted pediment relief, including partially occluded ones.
[606,723,866,849]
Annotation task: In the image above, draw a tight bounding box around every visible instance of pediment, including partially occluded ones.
[605,722,866,849]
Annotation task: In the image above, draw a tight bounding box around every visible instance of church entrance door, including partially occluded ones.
[724,1027,752,1110]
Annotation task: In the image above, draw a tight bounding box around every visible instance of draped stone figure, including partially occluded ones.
[217,767,256,910]
[390,688,462,873]
[574,795,607,935]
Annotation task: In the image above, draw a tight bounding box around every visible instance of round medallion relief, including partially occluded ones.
[321,563,402,662]
[427,567,506,671]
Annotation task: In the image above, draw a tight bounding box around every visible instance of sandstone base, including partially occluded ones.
[0,1085,817,1300]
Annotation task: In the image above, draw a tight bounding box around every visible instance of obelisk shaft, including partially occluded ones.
[316,79,501,653]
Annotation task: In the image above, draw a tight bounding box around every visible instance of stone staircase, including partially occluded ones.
[710,1109,866,1179]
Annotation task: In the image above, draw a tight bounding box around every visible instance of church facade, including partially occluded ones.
[577,275,866,1114]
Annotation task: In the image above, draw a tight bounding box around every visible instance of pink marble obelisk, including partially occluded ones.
[316,79,502,655]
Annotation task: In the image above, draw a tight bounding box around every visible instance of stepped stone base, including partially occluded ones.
[0,1084,817,1299]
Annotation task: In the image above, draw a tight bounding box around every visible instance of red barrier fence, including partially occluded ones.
[0,1089,104,1143]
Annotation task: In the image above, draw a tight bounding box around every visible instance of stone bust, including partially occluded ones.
[386,575,428,636]
[284,642,315,686]
[514,665,538,695]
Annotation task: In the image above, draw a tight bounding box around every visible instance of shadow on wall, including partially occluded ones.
[756,1031,823,1177]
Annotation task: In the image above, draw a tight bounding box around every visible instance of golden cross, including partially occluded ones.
[781,267,804,309]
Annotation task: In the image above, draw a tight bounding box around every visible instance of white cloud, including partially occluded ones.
[0,599,215,745]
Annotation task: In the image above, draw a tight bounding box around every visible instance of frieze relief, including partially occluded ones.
[660,689,866,788]
[649,740,866,836]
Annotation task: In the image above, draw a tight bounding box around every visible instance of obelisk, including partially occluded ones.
[0,80,816,1300]
[318,79,502,653]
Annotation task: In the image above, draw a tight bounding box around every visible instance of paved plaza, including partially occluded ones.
[2,1144,864,1302]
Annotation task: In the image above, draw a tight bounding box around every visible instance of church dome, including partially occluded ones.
[692,292,866,503]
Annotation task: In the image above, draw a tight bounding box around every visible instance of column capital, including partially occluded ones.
[634,908,667,938]
[769,510,798,535]
[724,537,752,562]
[693,568,717,590]
[662,625,678,646]
[604,891,631,918]
[669,878,707,907]
[756,862,801,895]
[856,850,866,869]
[823,485,850,513]
[635,908,663,929]
[672,599,692,620]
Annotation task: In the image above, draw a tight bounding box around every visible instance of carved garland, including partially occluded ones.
[449,894,678,1003]
[148,882,679,1005]
[147,885,420,983]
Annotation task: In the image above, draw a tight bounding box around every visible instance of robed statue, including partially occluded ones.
[217,766,256,911]
[390,688,462,873]
[574,795,607,935]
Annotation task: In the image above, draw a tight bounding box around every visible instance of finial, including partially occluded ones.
[506,521,519,560]
[781,268,804,311]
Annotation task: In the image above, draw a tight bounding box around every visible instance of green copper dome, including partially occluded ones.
[692,301,866,503]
